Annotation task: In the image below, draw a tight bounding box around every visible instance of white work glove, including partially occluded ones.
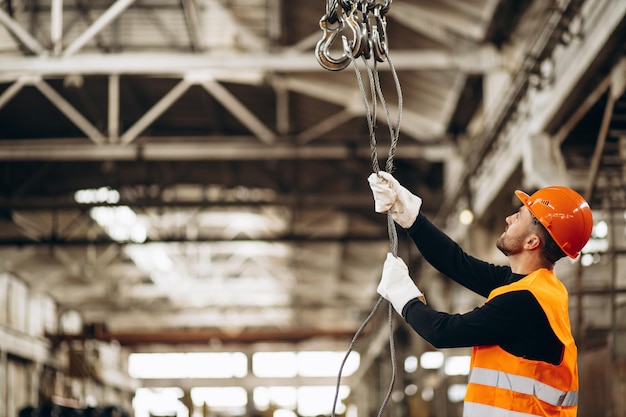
[367,171,422,228]
[377,253,425,316]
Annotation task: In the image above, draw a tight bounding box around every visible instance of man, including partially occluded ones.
[368,171,593,417]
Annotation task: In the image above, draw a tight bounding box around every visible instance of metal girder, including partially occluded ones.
[0,233,390,247]
[181,0,204,52]
[108,74,120,141]
[0,8,45,55]
[62,0,136,57]
[77,306,367,332]
[297,109,358,144]
[200,78,276,144]
[51,0,63,54]
[0,76,106,143]
[0,77,26,109]
[141,375,346,390]
[32,77,107,144]
[0,49,503,79]
[46,327,364,347]
[0,141,452,162]
[388,4,461,48]
[206,0,266,51]
[583,80,616,201]
[388,2,488,42]
[120,78,194,145]
[282,76,448,141]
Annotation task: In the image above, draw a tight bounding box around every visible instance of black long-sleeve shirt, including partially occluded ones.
[401,213,564,365]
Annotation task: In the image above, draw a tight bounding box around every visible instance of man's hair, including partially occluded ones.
[532,218,566,264]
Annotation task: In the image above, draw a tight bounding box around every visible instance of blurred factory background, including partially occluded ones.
[0,0,625,416]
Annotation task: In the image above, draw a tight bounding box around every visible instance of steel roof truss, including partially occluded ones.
[180,0,205,52]
[33,77,106,144]
[120,78,193,145]
[200,77,276,144]
[63,0,136,57]
[0,8,45,55]
[0,77,26,110]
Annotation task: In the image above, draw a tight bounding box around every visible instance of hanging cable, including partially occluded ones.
[316,2,404,417]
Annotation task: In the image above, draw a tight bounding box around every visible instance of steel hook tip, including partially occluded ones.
[316,40,351,71]
[315,17,351,71]
[344,8,367,58]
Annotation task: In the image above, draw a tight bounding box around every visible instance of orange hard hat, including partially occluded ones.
[515,186,593,259]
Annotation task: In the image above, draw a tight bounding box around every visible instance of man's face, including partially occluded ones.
[496,206,536,256]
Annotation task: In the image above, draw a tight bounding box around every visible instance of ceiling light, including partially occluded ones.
[593,220,608,238]
[444,355,471,376]
[420,351,444,369]
[404,355,418,373]
[580,253,594,267]
[75,186,120,204]
[447,384,467,402]
[459,209,474,225]
[90,206,147,243]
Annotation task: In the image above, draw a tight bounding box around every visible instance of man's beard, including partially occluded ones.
[496,234,524,256]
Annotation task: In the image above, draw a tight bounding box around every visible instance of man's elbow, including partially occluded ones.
[406,324,451,348]
[422,332,451,349]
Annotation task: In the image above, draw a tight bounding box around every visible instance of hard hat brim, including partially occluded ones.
[514,190,530,207]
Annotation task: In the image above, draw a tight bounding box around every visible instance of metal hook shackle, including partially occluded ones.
[315,3,369,71]
[370,3,389,62]
[316,0,392,70]
[315,16,351,71]
[346,1,370,59]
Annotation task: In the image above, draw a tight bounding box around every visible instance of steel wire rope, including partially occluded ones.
[325,0,343,23]
[330,19,404,417]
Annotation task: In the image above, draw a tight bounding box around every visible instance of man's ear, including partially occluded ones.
[525,233,542,251]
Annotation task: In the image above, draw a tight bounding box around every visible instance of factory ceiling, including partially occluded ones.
[0,0,625,350]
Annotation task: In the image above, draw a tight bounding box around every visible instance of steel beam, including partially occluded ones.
[45,327,364,346]
[62,0,136,57]
[200,78,276,144]
[0,234,390,247]
[0,77,26,110]
[33,78,106,144]
[0,49,502,78]
[108,74,120,142]
[140,375,345,390]
[120,78,193,145]
[0,140,452,162]
[0,8,45,55]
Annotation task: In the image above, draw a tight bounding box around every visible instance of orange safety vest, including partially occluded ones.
[464,268,578,417]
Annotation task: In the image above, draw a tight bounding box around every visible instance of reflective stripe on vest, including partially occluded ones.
[469,367,578,407]
[463,401,541,417]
